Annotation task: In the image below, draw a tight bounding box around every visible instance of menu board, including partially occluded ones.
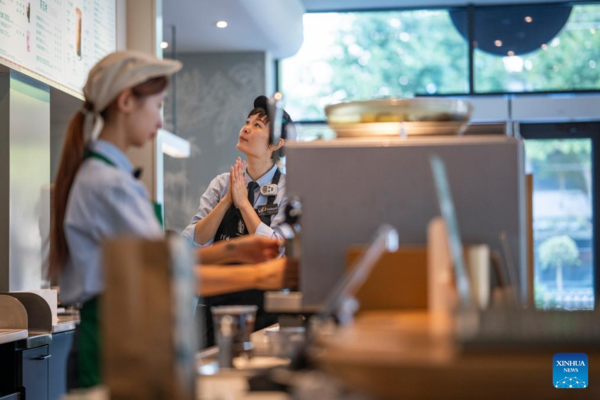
[0,0,116,93]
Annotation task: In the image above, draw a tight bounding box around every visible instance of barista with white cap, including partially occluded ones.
[49,51,296,388]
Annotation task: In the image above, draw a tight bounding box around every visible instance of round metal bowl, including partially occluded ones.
[324,98,473,137]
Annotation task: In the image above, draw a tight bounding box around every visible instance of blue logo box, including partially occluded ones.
[554,353,588,389]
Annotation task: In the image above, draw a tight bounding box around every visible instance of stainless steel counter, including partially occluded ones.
[197,324,302,375]
[0,315,78,346]
[53,314,79,333]
[197,326,280,375]
[196,325,303,400]
[0,329,28,345]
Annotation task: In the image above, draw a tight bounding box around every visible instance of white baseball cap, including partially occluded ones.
[82,50,182,140]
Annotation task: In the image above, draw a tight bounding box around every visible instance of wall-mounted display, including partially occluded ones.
[0,0,116,94]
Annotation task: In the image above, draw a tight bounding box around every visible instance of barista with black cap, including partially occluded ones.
[182,95,296,345]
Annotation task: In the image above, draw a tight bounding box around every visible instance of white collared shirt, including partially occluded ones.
[59,140,163,305]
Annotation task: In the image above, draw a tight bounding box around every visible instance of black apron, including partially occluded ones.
[201,169,281,348]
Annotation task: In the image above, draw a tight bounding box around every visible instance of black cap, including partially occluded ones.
[253,95,295,141]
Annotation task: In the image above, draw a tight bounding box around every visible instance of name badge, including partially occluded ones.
[260,184,278,196]
[257,204,279,217]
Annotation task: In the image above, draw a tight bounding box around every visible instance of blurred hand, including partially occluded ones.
[256,257,299,291]
[228,235,282,264]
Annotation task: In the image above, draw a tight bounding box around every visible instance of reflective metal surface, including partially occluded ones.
[325,98,472,137]
[0,71,50,292]
[286,136,526,306]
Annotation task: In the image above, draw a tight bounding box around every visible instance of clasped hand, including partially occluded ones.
[224,157,252,210]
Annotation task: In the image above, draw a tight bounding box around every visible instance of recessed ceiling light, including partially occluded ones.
[525,16,533,23]
[216,21,228,28]
[507,50,515,56]
[161,41,169,49]
[494,40,502,47]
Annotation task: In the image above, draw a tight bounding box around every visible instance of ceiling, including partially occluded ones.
[162,0,568,58]
[162,0,304,58]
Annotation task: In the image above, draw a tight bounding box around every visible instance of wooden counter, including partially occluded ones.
[315,311,600,399]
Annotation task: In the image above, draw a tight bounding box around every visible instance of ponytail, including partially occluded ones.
[48,110,86,279]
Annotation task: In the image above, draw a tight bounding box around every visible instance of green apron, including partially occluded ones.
[77,150,163,388]
[78,297,101,388]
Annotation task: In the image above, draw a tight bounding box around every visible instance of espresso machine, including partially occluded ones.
[263,96,527,313]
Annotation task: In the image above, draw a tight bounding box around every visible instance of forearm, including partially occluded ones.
[196,240,240,265]
[239,203,262,234]
[193,199,231,244]
[195,265,258,296]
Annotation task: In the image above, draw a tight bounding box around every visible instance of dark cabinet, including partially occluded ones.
[49,331,74,399]
[0,343,17,396]
[20,346,49,400]
[0,330,74,400]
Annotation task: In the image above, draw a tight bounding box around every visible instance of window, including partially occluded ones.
[280,10,469,121]
[279,2,600,123]
[474,4,600,93]
[521,123,600,310]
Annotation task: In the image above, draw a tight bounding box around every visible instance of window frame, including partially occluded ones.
[278,1,600,123]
